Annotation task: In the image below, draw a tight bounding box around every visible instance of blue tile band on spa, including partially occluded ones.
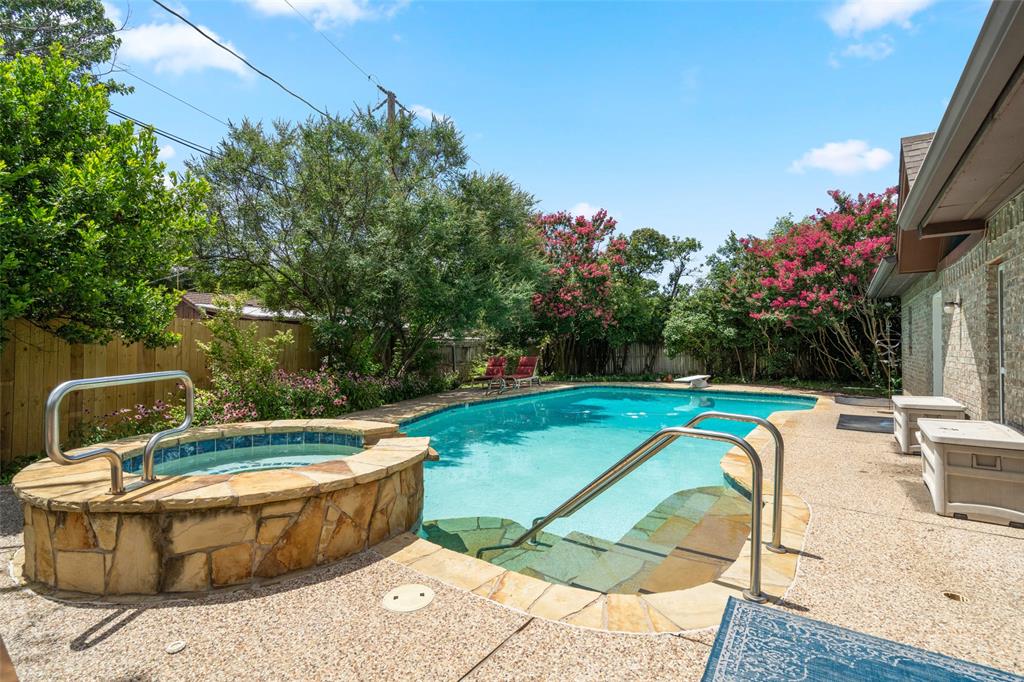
[702,597,1023,682]
[122,431,364,477]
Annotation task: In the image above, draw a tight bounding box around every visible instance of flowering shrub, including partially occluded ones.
[531,209,627,373]
[69,400,176,447]
[532,209,625,329]
[186,365,349,425]
[738,188,898,381]
[276,367,349,418]
[665,189,898,384]
[334,370,459,412]
[742,189,896,328]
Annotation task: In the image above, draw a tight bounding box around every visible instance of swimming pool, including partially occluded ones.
[405,386,815,541]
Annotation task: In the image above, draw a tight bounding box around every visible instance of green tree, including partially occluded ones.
[1,0,121,73]
[0,48,210,347]
[192,111,544,376]
[665,232,775,380]
[608,228,700,374]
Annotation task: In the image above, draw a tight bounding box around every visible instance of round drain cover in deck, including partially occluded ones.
[382,584,434,612]
[165,640,187,655]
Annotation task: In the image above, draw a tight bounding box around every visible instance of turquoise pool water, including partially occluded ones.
[404,387,815,541]
[127,432,365,476]
[157,443,362,476]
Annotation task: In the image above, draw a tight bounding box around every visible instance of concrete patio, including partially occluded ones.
[1,383,1022,680]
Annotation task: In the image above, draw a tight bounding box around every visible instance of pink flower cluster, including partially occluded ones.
[738,187,897,326]
[214,401,260,423]
[532,208,625,328]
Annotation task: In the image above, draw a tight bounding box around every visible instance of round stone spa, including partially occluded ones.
[11,419,429,597]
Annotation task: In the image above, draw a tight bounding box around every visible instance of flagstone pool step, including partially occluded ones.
[549,486,751,594]
[420,484,752,595]
[616,485,752,594]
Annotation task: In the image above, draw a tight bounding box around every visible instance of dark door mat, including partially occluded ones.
[835,395,891,407]
[837,414,894,434]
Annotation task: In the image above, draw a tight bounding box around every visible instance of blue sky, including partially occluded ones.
[103,0,988,256]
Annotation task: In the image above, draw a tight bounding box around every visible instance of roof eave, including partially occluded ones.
[896,0,1024,233]
[866,255,925,300]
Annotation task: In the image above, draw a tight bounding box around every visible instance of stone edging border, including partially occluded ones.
[373,392,829,634]
[10,418,424,513]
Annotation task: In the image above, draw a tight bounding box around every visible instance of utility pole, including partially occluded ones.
[386,90,396,125]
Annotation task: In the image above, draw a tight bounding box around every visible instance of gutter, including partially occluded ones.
[865,256,897,299]
[866,255,925,300]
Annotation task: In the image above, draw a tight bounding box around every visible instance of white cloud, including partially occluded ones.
[842,35,895,60]
[118,22,252,79]
[826,0,935,36]
[102,0,123,24]
[243,0,408,29]
[789,140,894,175]
[571,202,599,219]
[410,104,445,122]
[158,144,176,161]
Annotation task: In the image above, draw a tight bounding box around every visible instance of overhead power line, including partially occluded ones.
[151,0,333,119]
[273,0,419,121]
[109,109,292,192]
[109,108,216,157]
[279,0,379,87]
[116,67,230,127]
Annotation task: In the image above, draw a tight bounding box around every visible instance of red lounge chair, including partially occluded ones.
[508,356,541,388]
[472,356,507,385]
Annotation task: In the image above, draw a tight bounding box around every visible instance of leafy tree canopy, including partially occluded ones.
[1,0,120,73]
[0,47,210,346]
[191,110,544,376]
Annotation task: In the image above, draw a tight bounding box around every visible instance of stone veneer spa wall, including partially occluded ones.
[12,419,429,597]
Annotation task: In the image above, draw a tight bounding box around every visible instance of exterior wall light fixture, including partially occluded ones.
[943,295,961,315]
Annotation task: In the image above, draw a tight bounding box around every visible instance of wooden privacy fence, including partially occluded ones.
[433,338,487,379]
[606,343,702,377]
[0,318,321,467]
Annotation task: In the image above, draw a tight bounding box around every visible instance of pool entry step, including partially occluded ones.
[419,485,751,594]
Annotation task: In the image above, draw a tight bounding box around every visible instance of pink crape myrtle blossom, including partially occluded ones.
[532,209,626,331]
[740,188,896,330]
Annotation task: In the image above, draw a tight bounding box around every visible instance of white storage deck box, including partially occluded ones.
[891,396,966,454]
[918,418,1024,527]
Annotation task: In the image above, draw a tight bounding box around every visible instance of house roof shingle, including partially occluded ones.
[900,132,934,193]
[180,292,304,322]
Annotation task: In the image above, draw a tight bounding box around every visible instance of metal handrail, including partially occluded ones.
[476,425,768,603]
[685,412,787,553]
[44,370,195,494]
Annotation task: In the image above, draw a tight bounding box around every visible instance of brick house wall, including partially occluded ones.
[900,187,1023,429]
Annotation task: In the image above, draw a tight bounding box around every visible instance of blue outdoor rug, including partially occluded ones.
[702,597,1022,681]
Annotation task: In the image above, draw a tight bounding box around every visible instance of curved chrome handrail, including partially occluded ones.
[685,412,787,553]
[44,370,195,494]
[476,425,768,603]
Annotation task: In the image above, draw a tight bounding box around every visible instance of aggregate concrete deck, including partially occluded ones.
[1,382,1022,680]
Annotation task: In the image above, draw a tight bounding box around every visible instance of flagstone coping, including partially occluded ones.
[10,419,430,597]
[374,398,827,634]
[10,419,424,513]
